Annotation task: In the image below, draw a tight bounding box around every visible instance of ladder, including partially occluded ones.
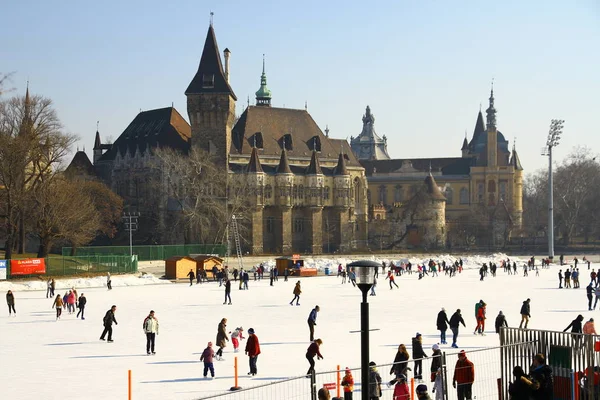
[231,215,244,271]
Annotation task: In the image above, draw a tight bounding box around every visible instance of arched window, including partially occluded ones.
[459,188,469,204]
[394,185,403,202]
[354,178,362,209]
[324,186,330,200]
[293,185,298,199]
[477,183,484,203]
[499,182,507,202]
[445,186,453,205]
[378,185,387,204]
[265,184,272,199]
[298,185,304,199]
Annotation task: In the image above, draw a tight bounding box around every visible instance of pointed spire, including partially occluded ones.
[306,150,322,175]
[185,24,237,99]
[247,146,263,173]
[470,109,486,144]
[510,140,523,171]
[325,125,329,137]
[255,54,272,107]
[424,174,446,201]
[461,133,469,150]
[334,151,349,175]
[94,121,101,150]
[25,80,30,105]
[276,147,292,174]
[486,79,497,129]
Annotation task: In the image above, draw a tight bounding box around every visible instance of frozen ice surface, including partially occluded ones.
[0,255,594,399]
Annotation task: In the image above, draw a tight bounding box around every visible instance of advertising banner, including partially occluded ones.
[10,258,46,275]
[0,260,6,280]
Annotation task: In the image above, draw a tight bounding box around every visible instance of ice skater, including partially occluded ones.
[449,309,466,348]
[52,294,63,320]
[587,283,594,310]
[46,279,52,298]
[308,305,320,341]
[6,290,15,316]
[518,299,531,329]
[290,281,301,305]
[341,367,354,399]
[431,344,443,400]
[558,270,563,288]
[412,333,427,381]
[230,327,245,352]
[495,311,508,333]
[107,272,112,290]
[436,307,450,344]
[245,328,260,376]
[223,278,232,305]
[386,270,399,289]
[187,269,195,286]
[76,293,87,319]
[306,338,323,376]
[370,276,377,296]
[215,318,229,360]
[200,342,215,378]
[143,310,159,355]
[452,350,474,400]
[100,305,118,342]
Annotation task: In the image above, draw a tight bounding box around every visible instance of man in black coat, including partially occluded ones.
[411,333,428,380]
[522,354,553,400]
[436,308,450,344]
[449,309,466,348]
[187,269,195,286]
[495,311,508,333]
[100,305,118,342]
[76,293,87,320]
[519,299,531,329]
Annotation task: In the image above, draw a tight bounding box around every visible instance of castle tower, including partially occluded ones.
[185,24,237,165]
[510,145,524,228]
[275,147,293,253]
[255,55,272,107]
[423,173,447,248]
[486,85,498,168]
[246,146,265,254]
[305,150,324,254]
[93,129,103,164]
[333,151,351,251]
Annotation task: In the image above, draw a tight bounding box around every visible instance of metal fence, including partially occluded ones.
[7,255,138,279]
[500,327,600,400]
[191,343,533,400]
[61,244,226,261]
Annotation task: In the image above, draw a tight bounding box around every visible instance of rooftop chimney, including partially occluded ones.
[224,48,231,83]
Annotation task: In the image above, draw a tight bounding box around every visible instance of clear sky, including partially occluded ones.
[2,0,599,174]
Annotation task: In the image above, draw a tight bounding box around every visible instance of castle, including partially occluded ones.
[65,22,523,253]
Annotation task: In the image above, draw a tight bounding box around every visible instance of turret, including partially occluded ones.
[333,152,351,208]
[255,55,272,107]
[246,147,265,206]
[486,84,498,167]
[275,147,293,208]
[461,132,469,158]
[93,129,103,164]
[422,173,446,248]
[305,150,324,208]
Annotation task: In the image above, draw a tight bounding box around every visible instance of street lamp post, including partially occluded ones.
[543,119,564,259]
[348,260,379,400]
[122,212,140,257]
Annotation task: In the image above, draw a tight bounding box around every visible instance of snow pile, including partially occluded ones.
[0,272,170,292]
[259,253,535,272]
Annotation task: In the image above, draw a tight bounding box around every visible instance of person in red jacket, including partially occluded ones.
[453,350,475,400]
[244,328,260,376]
[474,302,486,335]
[306,338,324,376]
[341,367,354,400]
[393,374,410,400]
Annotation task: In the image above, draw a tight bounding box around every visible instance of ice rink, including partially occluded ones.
[0,255,596,399]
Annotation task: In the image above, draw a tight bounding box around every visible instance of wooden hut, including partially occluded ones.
[165,256,197,279]
[275,257,317,277]
[192,255,224,280]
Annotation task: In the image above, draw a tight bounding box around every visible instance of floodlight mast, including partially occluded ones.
[545,119,564,259]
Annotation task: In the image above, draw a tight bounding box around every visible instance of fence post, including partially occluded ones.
[442,352,449,400]
[336,364,341,399]
[410,377,415,400]
[128,369,132,400]
[310,369,317,400]
[230,356,241,391]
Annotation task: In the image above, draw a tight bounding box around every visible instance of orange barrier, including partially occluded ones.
[410,377,415,400]
[128,370,132,400]
[230,356,241,391]
[336,365,341,398]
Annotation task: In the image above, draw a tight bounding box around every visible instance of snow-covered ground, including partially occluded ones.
[0,254,596,400]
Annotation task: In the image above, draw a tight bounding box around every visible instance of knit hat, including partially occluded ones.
[345,367,351,374]
[416,384,428,393]
[208,342,212,347]
[248,328,255,334]
[416,332,422,337]
[369,361,376,366]
[432,344,440,351]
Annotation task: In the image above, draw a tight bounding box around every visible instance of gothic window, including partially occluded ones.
[298,185,304,199]
[459,188,469,204]
[477,183,484,203]
[488,180,496,193]
[394,185,403,202]
[282,134,293,150]
[293,218,304,233]
[378,185,387,204]
[310,136,322,152]
[202,74,215,88]
[445,186,453,205]
[293,185,298,200]
[499,182,507,203]
[265,184,272,199]
[266,217,275,234]
[324,186,330,200]
[251,132,264,149]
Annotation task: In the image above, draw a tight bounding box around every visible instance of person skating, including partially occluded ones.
[452,350,474,400]
[436,308,450,344]
[584,318,597,335]
[392,373,410,400]
[558,270,563,288]
[100,305,118,342]
[200,342,215,378]
[564,314,584,348]
[565,269,572,288]
[143,310,159,355]
[50,278,55,297]
[341,367,354,400]
[187,269,195,286]
[386,270,399,289]
[223,278,232,305]
[290,281,301,305]
[412,333,427,381]
[449,309,466,348]
[6,290,15,316]
[52,294,63,320]
[306,338,323,376]
[230,327,245,352]
[215,318,229,360]
[370,276,377,296]
[368,361,382,400]
[107,272,112,290]
[495,311,508,334]
[430,344,443,400]
[76,293,87,319]
[474,300,486,335]
[245,327,260,376]
[308,305,320,341]
[508,366,532,400]
[520,353,553,399]
[587,283,594,310]
[518,299,531,329]
[46,278,52,298]
[66,290,76,314]
[389,344,410,385]
[416,384,433,400]
[594,286,600,309]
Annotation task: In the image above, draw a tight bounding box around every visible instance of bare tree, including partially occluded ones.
[0,93,77,258]
[0,72,14,97]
